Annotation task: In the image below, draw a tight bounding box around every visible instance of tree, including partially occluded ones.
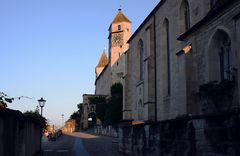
[0,92,34,108]
[0,92,13,108]
[87,83,123,125]
[77,103,83,114]
[24,110,48,130]
[104,83,123,125]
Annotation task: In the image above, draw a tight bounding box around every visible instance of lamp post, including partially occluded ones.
[38,97,46,116]
[37,97,46,152]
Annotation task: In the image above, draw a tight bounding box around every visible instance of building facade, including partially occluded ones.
[95,9,131,95]
[81,9,131,130]
[119,0,240,155]
[123,0,240,122]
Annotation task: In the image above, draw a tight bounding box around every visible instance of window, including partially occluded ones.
[219,38,232,80]
[184,2,190,30]
[163,19,171,95]
[118,25,121,31]
[180,0,190,32]
[207,29,233,82]
[139,40,144,81]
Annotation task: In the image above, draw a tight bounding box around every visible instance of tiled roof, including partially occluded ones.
[112,9,131,24]
[97,50,108,67]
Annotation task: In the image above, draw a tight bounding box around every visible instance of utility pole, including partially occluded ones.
[61,114,64,128]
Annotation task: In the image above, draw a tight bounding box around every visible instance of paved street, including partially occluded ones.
[40,132,122,156]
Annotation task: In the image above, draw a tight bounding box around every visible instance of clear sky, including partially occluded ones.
[0,0,159,127]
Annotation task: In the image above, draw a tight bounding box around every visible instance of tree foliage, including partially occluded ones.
[88,83,123,125]
[77,103,83,113]
[70,111,81,120]
[104,94,122,125]
[0,92,34,108]
[111,83,123,96]
[198,80,235,104]
[0,92,13,108]
[24,110,47,130]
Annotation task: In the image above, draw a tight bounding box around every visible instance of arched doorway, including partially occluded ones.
[88,112,97,128]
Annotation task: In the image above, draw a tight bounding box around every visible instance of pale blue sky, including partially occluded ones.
[1,0,159,127]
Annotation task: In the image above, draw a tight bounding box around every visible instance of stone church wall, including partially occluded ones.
[119,111,240,156]
[95,65,111,95]
[124,16,156,121]
[155,0,211,121]
[181,0,240,114]
[124,0,212,122]
[111,53,126,85]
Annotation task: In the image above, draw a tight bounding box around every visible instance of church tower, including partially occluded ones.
[95,49,108,77]
[108,8,131,66]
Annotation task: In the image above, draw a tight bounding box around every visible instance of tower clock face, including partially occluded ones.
[112,33,123,46]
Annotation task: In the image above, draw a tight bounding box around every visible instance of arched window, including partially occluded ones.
[163,18,171,95]
[180,0,190,32]
[138,99,143,120]
[207,29,233,81]
[219,37,232,80]
[139,39,144,80]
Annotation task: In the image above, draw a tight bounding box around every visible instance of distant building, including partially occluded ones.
[80,94,106,129]
[62,119,76,133]
[81,9,132,129]
[95,8,131,95]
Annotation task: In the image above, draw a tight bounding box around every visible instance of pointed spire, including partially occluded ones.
[119,5,122,11]
[112,8,131,24]
[96,50,108,67]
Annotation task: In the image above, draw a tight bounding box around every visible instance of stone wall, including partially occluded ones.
[94,125,118,138]
[0,108,41,156]
[155,0,211,121]
[119,111,240,156]
[95,66,111,95]
[124,15,156,121]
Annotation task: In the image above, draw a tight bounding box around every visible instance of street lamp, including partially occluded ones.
[38,97,46,116]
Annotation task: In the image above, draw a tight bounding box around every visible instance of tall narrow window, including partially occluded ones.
[163,19,171,96]
[184,1,190,30]
[219,38,232,80]
[166,20,171,95]
[118,25,121,31]
[139,40,144,81]
[180,0,190,32]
